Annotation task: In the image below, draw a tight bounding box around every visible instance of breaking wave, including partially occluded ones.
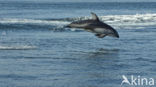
[0,13,156,31]
[100,13,156,29]
[0,18,69,25]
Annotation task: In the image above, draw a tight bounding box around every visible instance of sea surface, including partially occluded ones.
[0,1,156,87]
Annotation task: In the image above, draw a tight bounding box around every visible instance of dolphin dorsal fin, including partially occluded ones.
[91,12,99,21]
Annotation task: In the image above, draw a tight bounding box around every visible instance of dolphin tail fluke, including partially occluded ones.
[64,25,71,28]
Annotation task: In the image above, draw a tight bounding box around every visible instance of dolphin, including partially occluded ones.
[66,12,119,38]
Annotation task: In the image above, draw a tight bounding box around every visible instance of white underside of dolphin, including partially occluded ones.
[66,12,119,38]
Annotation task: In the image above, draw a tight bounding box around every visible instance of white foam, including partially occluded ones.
[101,14,156,22]
[0,13,156,29]
[0,18,70,25]
[101,14,156,29]
[0,45,37,50]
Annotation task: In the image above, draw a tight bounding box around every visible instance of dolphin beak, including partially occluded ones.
[111,32,119,38]
[116,34,119,38]
[115,33,119,38]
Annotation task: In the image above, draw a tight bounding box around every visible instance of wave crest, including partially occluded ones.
[0,13,156,30]
[0,45,37,50]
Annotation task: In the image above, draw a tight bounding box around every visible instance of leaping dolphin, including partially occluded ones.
[66,12,119,38]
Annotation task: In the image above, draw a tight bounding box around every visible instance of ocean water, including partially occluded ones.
[0,1,156,87]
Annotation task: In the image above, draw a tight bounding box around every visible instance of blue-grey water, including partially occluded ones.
[0,1,156,87]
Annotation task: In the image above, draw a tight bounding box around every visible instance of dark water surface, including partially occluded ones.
[0,1,156,87]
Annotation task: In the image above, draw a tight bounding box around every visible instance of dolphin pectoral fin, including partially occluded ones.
[86,30,93,33]
[95,34,107,38]
[91,12,99,21]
